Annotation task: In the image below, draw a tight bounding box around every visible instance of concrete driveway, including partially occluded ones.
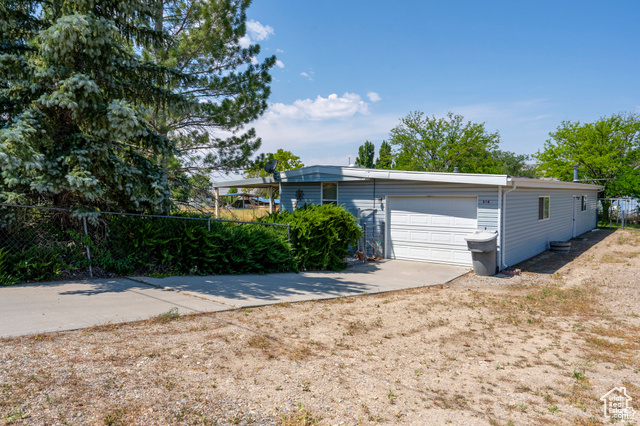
[0,260,468,338]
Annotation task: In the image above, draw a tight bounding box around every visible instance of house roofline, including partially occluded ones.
[214,165,603,191]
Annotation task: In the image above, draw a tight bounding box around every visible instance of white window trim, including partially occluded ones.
[538,195,550,221]
[321,182,338,205]
[581,195,587,212]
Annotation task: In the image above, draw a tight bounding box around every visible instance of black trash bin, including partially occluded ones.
[464,231,498,276]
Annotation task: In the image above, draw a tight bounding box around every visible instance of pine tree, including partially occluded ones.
[0,0,193,212]
[145,0,276,198]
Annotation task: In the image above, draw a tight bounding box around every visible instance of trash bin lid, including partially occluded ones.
[464,230,498,243]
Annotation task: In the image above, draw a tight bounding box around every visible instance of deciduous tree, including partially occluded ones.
[245,149,304,197]
[489,150,537,178]
[389,112,500,173]
[355,140,376,168]
[535,113,640,198]
[376,141,393,169]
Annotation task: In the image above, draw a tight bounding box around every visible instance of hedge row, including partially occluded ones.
[0,204,361,284]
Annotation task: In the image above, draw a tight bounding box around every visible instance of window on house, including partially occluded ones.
[538,196,550,220]
[322,182,338,205]
[581,195,587,211]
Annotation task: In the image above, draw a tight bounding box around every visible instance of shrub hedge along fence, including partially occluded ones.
[0,204,361,285]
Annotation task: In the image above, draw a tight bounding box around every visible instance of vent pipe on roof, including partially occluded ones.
[573,164,579,182]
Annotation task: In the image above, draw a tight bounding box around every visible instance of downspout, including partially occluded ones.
[501,181,518,270]
[497,185,502,269]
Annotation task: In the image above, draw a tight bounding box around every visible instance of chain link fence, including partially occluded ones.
[0,204,290,284]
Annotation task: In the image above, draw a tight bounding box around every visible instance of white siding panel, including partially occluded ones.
[503,188,599,267]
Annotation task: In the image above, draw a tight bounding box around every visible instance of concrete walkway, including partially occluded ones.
[0,260,468,338]
[132,260,469,308]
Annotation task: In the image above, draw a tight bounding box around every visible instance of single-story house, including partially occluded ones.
[217,166,603,272]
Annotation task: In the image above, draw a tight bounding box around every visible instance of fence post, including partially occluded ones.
[286,224,291,243]
[208,218,211,232]
[82,216,93,279]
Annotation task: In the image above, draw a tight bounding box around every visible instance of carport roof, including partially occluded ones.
[215,165,603,191]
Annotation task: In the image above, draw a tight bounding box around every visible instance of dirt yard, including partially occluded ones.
[2,229,640,425]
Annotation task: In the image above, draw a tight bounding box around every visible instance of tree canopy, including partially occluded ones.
[355,141,376,168]
[245,149,304,197]
[0,0,191,211]
[376,141,393,169]
[389,112,500,173]
[0,0,275,212]
[246,149,304,178]
[145,0,276,194]
[535,113,640,197]
[490,150,537,178]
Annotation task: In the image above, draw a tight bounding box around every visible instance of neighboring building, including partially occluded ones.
[218,166,602,272]
[218,193,280,209]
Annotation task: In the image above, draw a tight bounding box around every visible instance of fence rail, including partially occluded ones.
[0,204,290,283]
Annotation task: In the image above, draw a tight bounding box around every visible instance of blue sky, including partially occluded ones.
[229,0,640,170]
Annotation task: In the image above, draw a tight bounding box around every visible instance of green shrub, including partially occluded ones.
[0,246,63,285]
[262,204,362,271]
[103,216,294,275]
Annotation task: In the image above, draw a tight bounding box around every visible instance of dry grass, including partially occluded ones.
[178,206,273,222]
[1,229,640,424]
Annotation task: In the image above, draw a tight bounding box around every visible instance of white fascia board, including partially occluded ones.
[509,177,604,191]
[214,177,277,188]
[331,167,509,186]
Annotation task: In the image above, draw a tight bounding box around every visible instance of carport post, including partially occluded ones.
[269,186,275,214]
[82,216,93,279]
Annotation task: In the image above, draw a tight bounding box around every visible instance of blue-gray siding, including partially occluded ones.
[503,189,598,267]
[281,180,500,259]
[280,182,321,211]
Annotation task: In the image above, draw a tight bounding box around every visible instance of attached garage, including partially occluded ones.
[387,196,477,266]
[219,165,603,273]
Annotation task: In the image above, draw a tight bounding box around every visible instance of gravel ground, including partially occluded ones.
[2,228,639,425]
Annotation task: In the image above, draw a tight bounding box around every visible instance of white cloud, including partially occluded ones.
[266,93,369,121]
[275,60,285,69]
[367,92,381,102]
[276,49,284,53]
[252,111,399,166]
[250,56,259,65]
[300,72,312,81]
[246,20,274,41]
[238,35,251,48]
[238,20,274,49]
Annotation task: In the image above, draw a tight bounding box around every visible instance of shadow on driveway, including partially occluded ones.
[132,260,469,308]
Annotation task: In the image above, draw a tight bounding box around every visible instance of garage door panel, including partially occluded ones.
[389,196,477,266]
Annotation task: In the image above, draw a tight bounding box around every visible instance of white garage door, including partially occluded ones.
[388,196,477,266]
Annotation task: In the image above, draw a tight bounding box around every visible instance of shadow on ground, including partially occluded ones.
[131,259,466,307]
[515,229,613,275]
